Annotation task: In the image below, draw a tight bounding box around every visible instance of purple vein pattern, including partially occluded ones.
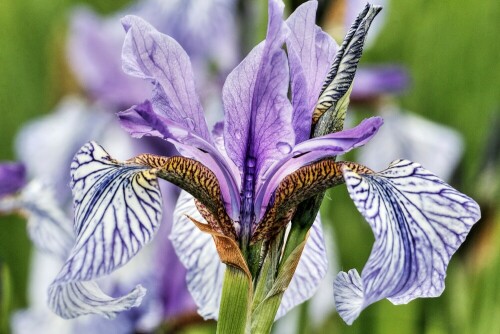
[334,160,481,325]
[48,141,163,319]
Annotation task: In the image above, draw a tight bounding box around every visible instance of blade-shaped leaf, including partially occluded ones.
[335,159,481,325]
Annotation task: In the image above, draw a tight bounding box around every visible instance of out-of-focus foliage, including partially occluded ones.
[0,0,498,333]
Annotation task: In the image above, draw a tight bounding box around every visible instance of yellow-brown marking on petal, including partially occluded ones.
[128,153,236,238]
[252,161,373,242]
[128,153,170,168]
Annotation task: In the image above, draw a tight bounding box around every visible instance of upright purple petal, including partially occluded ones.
[334,160,480,325]
[121,15,212,142]
[223,0,294,176]
[0,162,26,198]
[286,0,338,143]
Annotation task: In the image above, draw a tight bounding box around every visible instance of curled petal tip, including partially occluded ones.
[333,269,364,325]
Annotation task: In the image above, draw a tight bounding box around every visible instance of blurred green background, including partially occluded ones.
[0,0,499,333]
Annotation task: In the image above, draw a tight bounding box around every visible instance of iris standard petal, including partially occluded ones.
[121,15,212,142]
[334,159,481,325]
[48,141,163,318]
[222,0,294,176]
[170,191,225,320]
[255,117,383,217]
[286,0,338,143]
[0,162,26,198]
[276,216,328,318]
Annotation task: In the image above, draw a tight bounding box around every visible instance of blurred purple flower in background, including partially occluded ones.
[0,162,26,198]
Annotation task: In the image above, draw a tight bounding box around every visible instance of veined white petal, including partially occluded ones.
[276,216,328,318]
[48,281,145,319]
[170,191,225,320]
[49,141,163,319]
[335,159,480,325]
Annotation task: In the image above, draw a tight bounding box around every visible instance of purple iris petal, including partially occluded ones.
[334,160,480,325]
[121,15,212,143]
[286,0,338,143]
[0,162,26,198]
[223,0,294,177]
[255,117,383,218]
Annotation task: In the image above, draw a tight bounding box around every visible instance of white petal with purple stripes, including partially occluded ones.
[335,159,480,325]
[48,141,163,319]
[170,191,225,320]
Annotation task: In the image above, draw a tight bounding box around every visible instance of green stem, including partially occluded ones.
[217,266,252,334]
[251,228,309,334]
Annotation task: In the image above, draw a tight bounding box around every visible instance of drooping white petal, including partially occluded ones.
[170,191,225,320]
[335,159,481,325]
[49,141,163,319]
[276,216,328,318]
[48,281,146,319]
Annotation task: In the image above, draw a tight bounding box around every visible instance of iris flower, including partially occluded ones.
[46,0,480,328]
